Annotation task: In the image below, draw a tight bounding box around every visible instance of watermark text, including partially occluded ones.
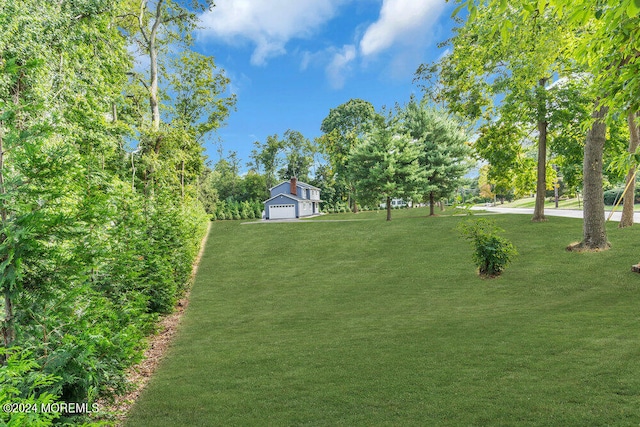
[2,402,100,414]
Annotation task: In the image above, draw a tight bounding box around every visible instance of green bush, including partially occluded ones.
[0,348,62,427]
[458,219,517,277]
[604,187,640,205]
[604,188,625,206]
[253,202,263,219]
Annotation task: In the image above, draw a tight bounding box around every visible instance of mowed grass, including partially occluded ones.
[125,208,640,426]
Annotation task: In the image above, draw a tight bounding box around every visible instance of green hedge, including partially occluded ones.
[604,187,640,205]
[212,200,264,221]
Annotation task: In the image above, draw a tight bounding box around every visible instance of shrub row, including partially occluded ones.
[2,180,208,426]
[603,187,640,205]
[212,200,263,220]
[321,203,411,214]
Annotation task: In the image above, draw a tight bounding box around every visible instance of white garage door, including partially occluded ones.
[269,204,296,219]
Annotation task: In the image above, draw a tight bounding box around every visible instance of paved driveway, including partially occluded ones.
[471,206,640,223]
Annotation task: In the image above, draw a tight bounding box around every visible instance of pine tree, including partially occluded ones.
[349,122,423,221]
[399,101,471,216]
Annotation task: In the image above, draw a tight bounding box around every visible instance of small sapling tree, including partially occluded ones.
[458,218,517,277]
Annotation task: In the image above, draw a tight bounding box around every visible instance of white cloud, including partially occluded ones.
[298,45,356,89]
[300,50,325,72]
[225,70,252,96]
[360,0,448,57]
[198,0,345,66]
[326,45,357,89]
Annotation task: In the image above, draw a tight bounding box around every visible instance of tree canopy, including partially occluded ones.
[398,100,471,215]
[319,99,383,212]
[348,120,424,221]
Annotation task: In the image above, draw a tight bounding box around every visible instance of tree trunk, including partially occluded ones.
[386,196,391,221]
[429,191,435,216]
[149,0,162,134]
[3,291,13,347]
[573,104,610,250]
[137,0,163,190]
[181,159,185,199]
[620,111,639,228]
[532,79,548,222]
[0,123,13,354]
[131,152,136,192]
[352,186,359,213]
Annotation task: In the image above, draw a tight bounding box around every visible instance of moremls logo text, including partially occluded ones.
[3,402,100,414]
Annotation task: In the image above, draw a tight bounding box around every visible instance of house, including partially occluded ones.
[264,177,321,220]
[379,198,409,209]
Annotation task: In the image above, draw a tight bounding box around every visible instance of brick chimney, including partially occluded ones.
[290,177,297,196]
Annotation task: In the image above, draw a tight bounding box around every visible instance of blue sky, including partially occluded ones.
[194,0,457,172]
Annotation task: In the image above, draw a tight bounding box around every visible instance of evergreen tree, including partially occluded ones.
[399,101,471,215]
[349,122,423,221]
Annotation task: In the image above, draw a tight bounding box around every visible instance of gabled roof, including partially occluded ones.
[296,181,320,190]
[263,193,323,204]
[268,180,320,191]
[263,193,304,204]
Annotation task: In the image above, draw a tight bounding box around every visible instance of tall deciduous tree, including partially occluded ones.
[537,0,638,246]
[418,1,573,221]
[569,105,610,250]
[620,113,639,228]
[127,0,207,132]
[250,134,284,191]
[398,101,471,216]
[454,0,640,249]
[167,51,236,197]
[349,123,423,221]
[279,129,316,181]
[319,99,382,212]
[124,0,220,194]
[539,0,640,246]
[474,119,531,197]
[210,153,240,201]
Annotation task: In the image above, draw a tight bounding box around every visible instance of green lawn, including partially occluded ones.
[125,208,640,426]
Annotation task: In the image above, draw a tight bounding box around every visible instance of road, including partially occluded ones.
[471,206,640,223]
